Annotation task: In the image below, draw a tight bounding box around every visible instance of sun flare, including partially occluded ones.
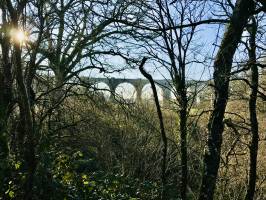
[10,29,28,44]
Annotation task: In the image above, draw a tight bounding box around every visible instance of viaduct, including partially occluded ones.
[81,77,207,102]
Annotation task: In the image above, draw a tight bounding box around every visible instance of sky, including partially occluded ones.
[79,0,227,82]
[0,1,228,95]
[84,23,222,81]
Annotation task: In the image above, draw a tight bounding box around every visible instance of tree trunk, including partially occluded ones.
[0,8,13,161]
[139,58,168,200]
[53,69,66,102]
[15,48,36,200]
[245,18,259,200]
[198,0,255,199]
[11,21,36,199]
[0,60,12,161]
[180,91,187,200]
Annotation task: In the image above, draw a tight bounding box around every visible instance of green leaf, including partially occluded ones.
[8,191,15,198]
[15,162,21,170]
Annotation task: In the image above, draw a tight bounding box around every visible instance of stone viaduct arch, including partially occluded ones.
[88,77,172,101]
[82,77,207,103]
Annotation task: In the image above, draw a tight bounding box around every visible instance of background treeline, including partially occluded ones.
[1,0,266,200]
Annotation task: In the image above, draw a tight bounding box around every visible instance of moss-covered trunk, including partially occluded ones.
[198,0,255,199]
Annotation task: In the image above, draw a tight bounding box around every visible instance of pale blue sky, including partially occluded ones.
[83,23,223,81]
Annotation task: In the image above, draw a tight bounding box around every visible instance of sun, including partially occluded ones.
[10,29,28,44]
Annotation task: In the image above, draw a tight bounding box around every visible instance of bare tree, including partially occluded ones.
[136,0,212,199]
[5,1,36,199]
[198,0,256,199]
[139,57,168,200]
[245,17,259,200]
[0,2,13,163]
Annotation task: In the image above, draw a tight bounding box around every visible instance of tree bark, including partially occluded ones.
[13,41,36,200]
[245,17,259,200]
[180,88,187,200]
[198,0,255,199]
[0,5,13,161]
